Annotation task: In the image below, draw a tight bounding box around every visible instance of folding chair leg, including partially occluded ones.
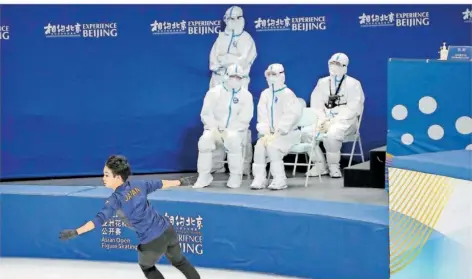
[293,153,299,176]
[348,137,358,167]
[305,154,311,187]
[316,142,322,183]
[358,137,365,162]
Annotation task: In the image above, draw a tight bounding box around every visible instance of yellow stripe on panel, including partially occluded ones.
[389,168,454,274]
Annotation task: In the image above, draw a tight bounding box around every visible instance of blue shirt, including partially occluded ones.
[91,179,170,244]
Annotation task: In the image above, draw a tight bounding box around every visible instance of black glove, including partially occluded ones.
[59,229,78,240]
[179,176,198,186]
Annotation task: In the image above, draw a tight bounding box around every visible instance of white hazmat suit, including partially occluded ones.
[194,64,254,189]
[209,6,257,89]
[301,53,365,178]
[209,6,257,175]
[250,64,302,190]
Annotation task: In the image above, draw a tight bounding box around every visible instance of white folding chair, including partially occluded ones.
[341,111,365,167]
[215,130,251,181]
[282,107,323,187]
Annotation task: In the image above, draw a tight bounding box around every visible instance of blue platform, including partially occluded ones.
[0,184,389,279]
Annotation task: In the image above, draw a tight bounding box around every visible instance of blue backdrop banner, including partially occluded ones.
[1,4,471,179]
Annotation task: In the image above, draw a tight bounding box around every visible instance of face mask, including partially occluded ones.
[227,78,242,90]
[226,21,235,30]
[225,17,244,32]
[267,76,283,88]
[329,64,345,76]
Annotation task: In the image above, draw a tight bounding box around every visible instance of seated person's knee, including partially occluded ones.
[254,138,266,151]
[224,131,241,151]
[326,127,343,141]
[266,145,282,160]
[198,133,215,152]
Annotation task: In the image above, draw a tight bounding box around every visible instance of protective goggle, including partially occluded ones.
[224,15,242,21]
[228,75,243,80]
[329,61,345,67]
[266,71,284,76]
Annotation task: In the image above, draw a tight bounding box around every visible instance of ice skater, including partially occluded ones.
[59,155,200,279]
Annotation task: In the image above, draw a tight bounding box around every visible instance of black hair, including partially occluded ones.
[105,155,131,182]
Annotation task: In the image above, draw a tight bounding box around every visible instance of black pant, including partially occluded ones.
[137,225,200,279]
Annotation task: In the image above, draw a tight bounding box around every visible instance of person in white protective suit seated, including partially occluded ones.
[193,64,254,189]
[250,63,302,190]
[301,53,365,178]
[209,5,257,176]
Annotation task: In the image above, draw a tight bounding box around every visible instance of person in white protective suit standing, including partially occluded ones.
[250,63,302,190]
[209,6,257,176]
[301,53,365,178]
[209,6,257,89]
[193,64,254,189]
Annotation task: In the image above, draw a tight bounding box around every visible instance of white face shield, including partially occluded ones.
[328,61,347,77]
[265,64,286,90]
[265,71,283,87]
[227,74,243,90]
[328,53,349,78]
[225,64,244,90]
[223,6,245,33]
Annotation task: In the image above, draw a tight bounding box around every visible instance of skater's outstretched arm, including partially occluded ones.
[144,176,197,192]
[59,193,120,240]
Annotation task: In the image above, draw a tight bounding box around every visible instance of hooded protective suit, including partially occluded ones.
[250,63,302,190]
[194,64,254,189]
[301,53,365,178]
[209,6,257,175]
[209,6,257,89]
